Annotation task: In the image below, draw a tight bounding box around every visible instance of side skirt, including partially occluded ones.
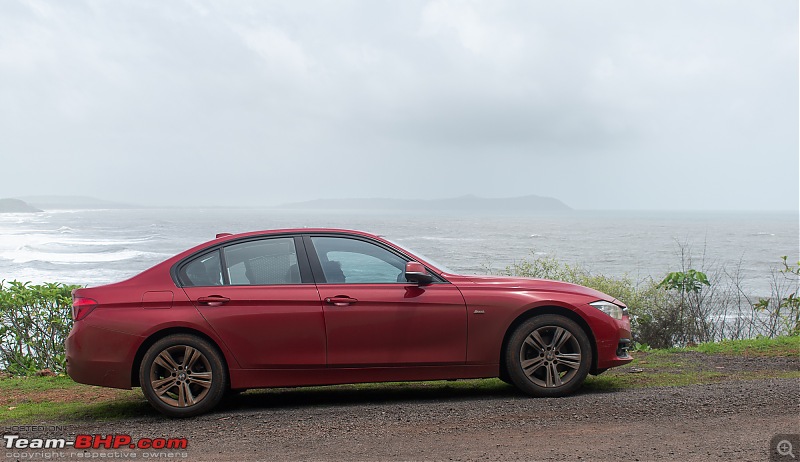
[229,364,499,389]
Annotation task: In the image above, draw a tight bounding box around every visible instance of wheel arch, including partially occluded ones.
[499,305,600,382]
[131,327,230,388]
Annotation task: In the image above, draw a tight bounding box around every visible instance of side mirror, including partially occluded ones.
[405,261,433,285]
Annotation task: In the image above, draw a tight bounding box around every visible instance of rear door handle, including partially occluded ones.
[324,296,358,306]
[197,295,230,307]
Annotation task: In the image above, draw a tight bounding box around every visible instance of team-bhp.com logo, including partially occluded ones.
[4,434,188,450]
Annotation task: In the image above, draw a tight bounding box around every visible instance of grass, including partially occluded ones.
[680,335,800,356]
[1,397,148,423]
[0,336,797,424]
[0,375,145,423]
[585,371,728,391]
[0,374,76,392]
[584,335,799,390]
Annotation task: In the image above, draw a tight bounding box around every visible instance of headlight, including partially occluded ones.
[589,301,625,320]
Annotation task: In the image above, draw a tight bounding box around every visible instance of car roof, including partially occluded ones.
[211,228,379,242]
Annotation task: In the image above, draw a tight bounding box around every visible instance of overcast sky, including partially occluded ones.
[0,0,797,211]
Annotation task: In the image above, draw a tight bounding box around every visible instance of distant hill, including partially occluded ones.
[276,194,571,213]
[16,195,135,210]
[0,198,43,213]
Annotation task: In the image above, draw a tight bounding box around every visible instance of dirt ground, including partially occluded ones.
[4,354,799,461]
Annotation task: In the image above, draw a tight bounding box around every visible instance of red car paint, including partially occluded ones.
[66,229,632,393]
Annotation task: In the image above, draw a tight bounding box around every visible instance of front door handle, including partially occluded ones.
[197,295,230,307]
[324,296,358,306]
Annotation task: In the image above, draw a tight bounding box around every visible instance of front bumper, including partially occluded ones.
[594,314,633,370]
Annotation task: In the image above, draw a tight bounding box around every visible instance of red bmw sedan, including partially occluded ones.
[66,229,632,417]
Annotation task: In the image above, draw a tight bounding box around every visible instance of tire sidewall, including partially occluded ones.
[139,334,227,418]
[505,314,592,397]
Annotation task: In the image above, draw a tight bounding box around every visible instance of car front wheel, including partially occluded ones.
[139,334,227,417]
[505,314,592,397]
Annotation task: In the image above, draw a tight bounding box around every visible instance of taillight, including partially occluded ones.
[72,297,98,321]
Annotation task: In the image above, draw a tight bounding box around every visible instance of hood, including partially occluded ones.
[451,274,622,305]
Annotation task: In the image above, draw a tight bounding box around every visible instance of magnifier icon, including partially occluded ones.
[778,440,796,459]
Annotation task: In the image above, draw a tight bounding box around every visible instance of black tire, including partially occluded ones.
[139,334,227,417]
[498,365,513,385]
[505,314,592,397]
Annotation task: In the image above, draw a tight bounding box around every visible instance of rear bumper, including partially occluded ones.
[65,321,142,389]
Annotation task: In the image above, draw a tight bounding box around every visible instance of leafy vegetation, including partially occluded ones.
[753,256,800,336]
[0,281,79,375]
[500,250,800,348]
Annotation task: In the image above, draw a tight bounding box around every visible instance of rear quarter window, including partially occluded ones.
[180,251,223,287]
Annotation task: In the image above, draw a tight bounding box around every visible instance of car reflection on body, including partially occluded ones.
[66,229,632,417]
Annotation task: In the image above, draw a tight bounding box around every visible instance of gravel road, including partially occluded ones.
[173,378,798,462]
[5,355,799,461]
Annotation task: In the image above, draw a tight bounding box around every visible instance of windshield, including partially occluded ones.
[383,238,456,274]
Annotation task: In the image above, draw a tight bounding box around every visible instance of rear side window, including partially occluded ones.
[223,238,301,285]
[181,251,223,287]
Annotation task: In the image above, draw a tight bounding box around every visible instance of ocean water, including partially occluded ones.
[0,208,796,296]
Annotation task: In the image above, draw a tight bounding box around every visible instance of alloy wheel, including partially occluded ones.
[149,345,213,408]
[518,325,583,388]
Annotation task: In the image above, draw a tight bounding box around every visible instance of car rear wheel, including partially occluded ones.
[139,334,227,417]
[505,314,591,397]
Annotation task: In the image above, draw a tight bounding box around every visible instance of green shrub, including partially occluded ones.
[500,254,673,347]
[753,257,800,336]
[0,281,79,375]
[500,252,799,348]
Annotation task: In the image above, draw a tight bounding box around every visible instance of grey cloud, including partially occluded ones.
[0,0,796,210]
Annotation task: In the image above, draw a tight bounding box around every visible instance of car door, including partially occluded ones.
[306,234,467,367]
[179,236,326,369]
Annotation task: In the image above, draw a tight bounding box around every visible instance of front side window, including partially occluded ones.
[223,238,301,285]
[181,251,223,287]
[311,237,408,284]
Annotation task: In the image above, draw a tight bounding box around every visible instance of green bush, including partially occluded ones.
[0,281,79,375]
[500,255,673,347]
[753,257,800,336]
[500,252,799,348]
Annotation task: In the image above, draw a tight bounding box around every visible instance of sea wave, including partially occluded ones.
[0,232,158,247]
[0,208,795,295]
[6,248,166,264]
[1,266,138,287]
[409,236,483,242]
